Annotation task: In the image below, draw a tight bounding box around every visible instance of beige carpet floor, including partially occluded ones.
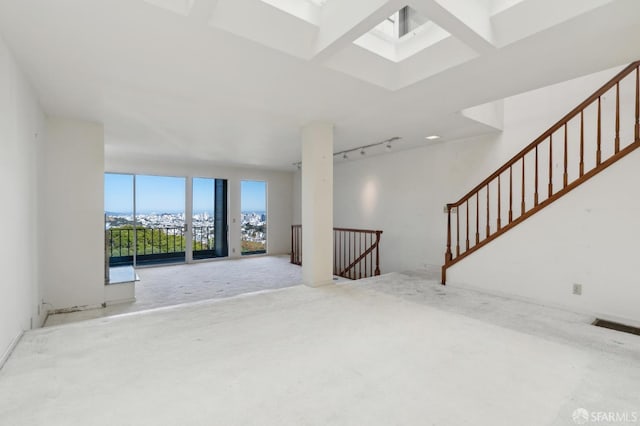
[45,255,302,326]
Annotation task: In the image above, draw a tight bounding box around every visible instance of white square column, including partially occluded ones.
[301,122,334,287]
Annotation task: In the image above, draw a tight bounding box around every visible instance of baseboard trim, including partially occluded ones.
[0,330,25,370]
[48,303,105,315]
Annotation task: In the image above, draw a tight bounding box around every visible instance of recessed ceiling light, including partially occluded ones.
[425,135,440,140]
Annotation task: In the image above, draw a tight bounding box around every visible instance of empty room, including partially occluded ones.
[1,1,640,425]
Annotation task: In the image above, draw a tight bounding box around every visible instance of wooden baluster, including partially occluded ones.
[548,135,553,198]
[636,67,639,141]
[363,233,366,278]
[563,124,568,188]
[375,231,381,276]
[445,205,452,263]
[337,230,340,275]
[344,231,348,277]
[340,231,343,273]
[476,193,480,244]
[465,200,470,251]
[486,184,490,237]
[333,230,336,275]
[509,166,513,223]
[521,157,526,215]
[350,231,354,279]
[359,232,362,279]
[365,233,369,277]
[580,110,585,176]
[615,82,620,153]
[456,204,460,257]
[597,96,602,165]
[361,233,364,278]
[368,233,371,278]
[370,233,373,277]
[534,146,539,206]
[497,175,502,230]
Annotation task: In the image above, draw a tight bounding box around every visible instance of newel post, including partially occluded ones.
[290,225,294,264]
[442,204,453,285]
[374,230,382,276]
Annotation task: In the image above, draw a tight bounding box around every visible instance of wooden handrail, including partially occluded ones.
[290,225,383,279]
[337,231,382,277]
[450,61,640,208]
[333,227,381,234]
[442,61,640,284]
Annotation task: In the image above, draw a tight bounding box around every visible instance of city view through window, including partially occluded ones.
[105,174,264,265]
[241,180,267,255]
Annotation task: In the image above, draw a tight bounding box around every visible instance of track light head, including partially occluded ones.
[360,148,366,155]
[342,153,348,160]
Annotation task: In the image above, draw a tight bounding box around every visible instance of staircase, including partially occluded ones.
[291,225,383,280]
[442,61,640,284]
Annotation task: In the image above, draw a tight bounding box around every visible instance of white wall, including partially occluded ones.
[447,148,640,325]
[41,118,105,310]
[330,135,498,274]
[0,36,46,363]
[105,157,294,257]
[329,64,640,324]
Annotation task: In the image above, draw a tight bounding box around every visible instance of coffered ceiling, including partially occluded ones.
[0,0,638,169]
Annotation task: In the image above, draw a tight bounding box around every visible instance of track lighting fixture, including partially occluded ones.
[294,136,401,167]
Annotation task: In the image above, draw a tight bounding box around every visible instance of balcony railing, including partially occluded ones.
[192,225,216,260]
[106,226,218,266]
[291,225,383,280]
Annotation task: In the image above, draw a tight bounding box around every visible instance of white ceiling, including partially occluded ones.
[0,0,638,170]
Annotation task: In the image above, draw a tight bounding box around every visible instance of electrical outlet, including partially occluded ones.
[573,283,582,295]
[232,248,236,253]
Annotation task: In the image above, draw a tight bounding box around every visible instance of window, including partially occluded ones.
[105,173,134,266]
[105,173,229,267]
[241,180,267,255]
[192,178,228,259]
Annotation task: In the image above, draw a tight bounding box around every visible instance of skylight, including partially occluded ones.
[354,6,448,63]
[371,7,428,41]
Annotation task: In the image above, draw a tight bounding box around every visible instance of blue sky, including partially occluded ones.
[105,174,266,213]
[241,180,266,212]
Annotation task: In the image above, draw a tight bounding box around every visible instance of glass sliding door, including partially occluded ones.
[105,173,135,267]
[241,180,267,255]
[192,178,228,259]
[135,175,186,266]
[106,173,230,266]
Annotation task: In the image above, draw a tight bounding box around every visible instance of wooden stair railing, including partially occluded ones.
[290,225,383,280]
[442,61,640,284]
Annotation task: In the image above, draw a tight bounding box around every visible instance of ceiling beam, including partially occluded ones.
[408,0,496,54]
[312,0,405,63]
